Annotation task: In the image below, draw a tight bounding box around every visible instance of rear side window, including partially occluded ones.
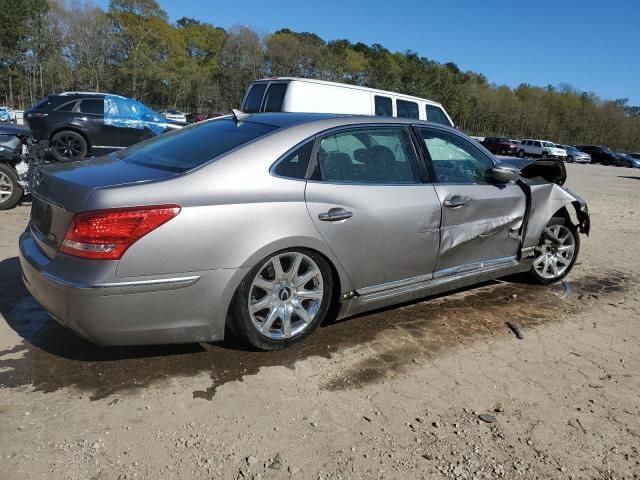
[79,99,104,115]
[426,105,451,126]
[396,100,419,119]
[56,101,77,112]
[273,141,313,179]
[534,141,541,147]
[243,84,267,113]
[116,119,277,173]
[317,127,420,184]
[374,96,393,116]
[263,83,288,112]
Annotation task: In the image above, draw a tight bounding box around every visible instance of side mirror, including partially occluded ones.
[491,166,520,183]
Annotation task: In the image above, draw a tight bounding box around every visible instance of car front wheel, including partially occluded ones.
[527,217,579,284]
[232,249,333,350]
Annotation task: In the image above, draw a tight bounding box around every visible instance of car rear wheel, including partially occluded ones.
[517,150,525,158]
[50,130,88,162]
[0,163,22,210]
[526,217,579,285]
[232,249,333,350]
[541,152,549,158]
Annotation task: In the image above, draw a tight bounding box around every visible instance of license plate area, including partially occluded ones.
[31,198,53,236]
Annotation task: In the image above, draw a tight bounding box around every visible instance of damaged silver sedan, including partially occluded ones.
[19,113,590,350]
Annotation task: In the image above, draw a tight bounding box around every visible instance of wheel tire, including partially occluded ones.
[567,155,574,163]
[517,150,525,158]
[50,130,88,162]
[0,163,23,210]
[526,217,580,285]
[541,152,549,159]
[231,248,333,351]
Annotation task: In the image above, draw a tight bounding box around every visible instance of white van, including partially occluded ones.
[240,77,454,127]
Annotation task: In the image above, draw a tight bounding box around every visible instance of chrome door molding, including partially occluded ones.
[354,255,517,298]
[432,255,517,279]
[357,272,434,296]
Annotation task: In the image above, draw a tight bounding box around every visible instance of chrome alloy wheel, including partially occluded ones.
[533,224,576,279]
[248,252,324,339]
[0,171,13,204]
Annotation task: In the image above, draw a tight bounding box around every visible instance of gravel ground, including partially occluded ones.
[0,163,639,480]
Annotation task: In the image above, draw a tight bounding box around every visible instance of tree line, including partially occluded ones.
[1,0,639,151]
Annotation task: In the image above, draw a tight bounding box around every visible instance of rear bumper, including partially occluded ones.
[19,229,245,345]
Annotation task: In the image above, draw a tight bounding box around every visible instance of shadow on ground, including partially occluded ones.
[0,255,632,400]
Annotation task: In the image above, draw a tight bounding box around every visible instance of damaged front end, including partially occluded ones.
[499,157,590,258]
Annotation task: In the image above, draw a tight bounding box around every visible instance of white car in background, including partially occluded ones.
[162,109,187,123]
[0,106,16,123]
[517,139,567,159]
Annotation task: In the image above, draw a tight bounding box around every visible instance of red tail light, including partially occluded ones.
[60,205,180,260]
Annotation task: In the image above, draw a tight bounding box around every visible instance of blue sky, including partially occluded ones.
[96,0,640,104]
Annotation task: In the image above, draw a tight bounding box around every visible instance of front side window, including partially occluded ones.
[418,128,494,184]
[317,127,420,184]
[426,105,451,126]
[243,84,267,113]
[79,99,104,115]
[374,96,393,116]
[263,83,288,112]
[396,99,419,119]
[116,119,277,173]
[273,141,313,179]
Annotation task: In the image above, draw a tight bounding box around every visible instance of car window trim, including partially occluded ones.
[79,98,105,116]
[269,137,316,182]
[306,123,424,186]
[413,124,498,186]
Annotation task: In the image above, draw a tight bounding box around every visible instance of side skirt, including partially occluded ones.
[337,258,532,320]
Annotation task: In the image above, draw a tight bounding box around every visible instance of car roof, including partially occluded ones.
[239,112,454,131]
[251,77,446,107]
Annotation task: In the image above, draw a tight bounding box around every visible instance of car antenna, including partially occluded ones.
[231,109,250,125]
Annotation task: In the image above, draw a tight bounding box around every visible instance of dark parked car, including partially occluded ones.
[576,145,626,166]
[186,112,208,123]
[616,152,640,168]
[481,137,518,156]
[24,92,184,162]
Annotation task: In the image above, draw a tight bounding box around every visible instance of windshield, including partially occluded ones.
[115,118,278,173]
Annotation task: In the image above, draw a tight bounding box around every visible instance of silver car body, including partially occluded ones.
[19,114,590,345]
[561,145,591,164]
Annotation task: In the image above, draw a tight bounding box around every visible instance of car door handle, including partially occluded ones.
[443,199,468,208]
[318,209,353,222]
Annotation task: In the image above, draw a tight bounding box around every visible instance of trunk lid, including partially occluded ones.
[29,155,177,258]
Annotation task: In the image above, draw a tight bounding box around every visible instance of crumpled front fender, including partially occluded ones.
[522,179,590,248]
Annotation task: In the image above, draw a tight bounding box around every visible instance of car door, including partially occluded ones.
[304,125,442,291]
[76,98,113,151]
[415,126,526,274]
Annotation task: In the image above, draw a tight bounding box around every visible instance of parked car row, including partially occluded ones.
[479,135,638,168]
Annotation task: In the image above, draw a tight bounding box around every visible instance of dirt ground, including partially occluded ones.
[0,163,639,480]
